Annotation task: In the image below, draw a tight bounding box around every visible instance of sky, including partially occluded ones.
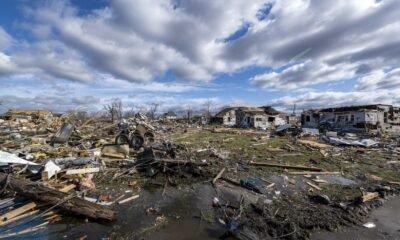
[0,0,400,115]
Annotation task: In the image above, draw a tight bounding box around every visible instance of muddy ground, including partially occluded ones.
[1,126,400,239]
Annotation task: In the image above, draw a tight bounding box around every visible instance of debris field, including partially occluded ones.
[0,112,399,239]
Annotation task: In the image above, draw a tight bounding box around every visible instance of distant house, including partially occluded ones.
[301,104,400,133]
[0,109,53,121]
[213,107,238,126]
[214,106,288,129]
[161,111,178,120]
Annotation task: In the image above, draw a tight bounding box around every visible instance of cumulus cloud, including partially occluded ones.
[1,0,400,111]
[247,0,400,90]
[250,60,354,90]
[356,68,400,90]
[3,0,400,87]
[272,90,400,111]
[0,94,101,113]
[0,27,13,51]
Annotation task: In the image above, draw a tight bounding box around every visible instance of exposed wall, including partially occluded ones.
[222,110,237,126]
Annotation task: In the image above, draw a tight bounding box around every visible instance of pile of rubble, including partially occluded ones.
[0,112,399,239]
[0,112,220,238]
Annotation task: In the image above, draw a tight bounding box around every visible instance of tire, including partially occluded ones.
[130,135,144,149]
[115,134,129,145]
[143,132,155,145]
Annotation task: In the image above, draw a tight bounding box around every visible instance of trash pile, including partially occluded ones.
[0,112,220,238]
[0,112,399,239]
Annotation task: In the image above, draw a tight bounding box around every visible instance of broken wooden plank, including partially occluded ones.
[249,161,322,171]
[212,167,226,185]
[388,181,400,185]
[298,140,330,149]
[266,183,275,189]
[312,179,328,184]
[102,152,125,159]
[265,147,285,152]
[155,159,208,166]
[60,184,76,193]
[0,202,37,222]
[359,192,379,203]
[66,168,99,175]
[0,173,115,221]
[0,221,49,239]
[0,210,39,227]
[118,195,139,204]
[306,181,322,191]
[288,171,340,175]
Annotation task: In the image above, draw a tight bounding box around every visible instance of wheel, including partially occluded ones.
[130,134,144,149]
[143,131,155,145]
[115,134,129,145]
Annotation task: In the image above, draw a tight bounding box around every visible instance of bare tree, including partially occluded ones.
[186,105,193,124]
[203,99,213,119]
[124,103,136,118]
[104,99,123,123]
[148,102,161,120]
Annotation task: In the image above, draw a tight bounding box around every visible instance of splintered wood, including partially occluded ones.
[249,161,322,171]
[0,173,115,221]
[359,192,379,203]
[298,140,331,149]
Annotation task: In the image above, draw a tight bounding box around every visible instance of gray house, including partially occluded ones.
[214,106,288,129]
[301,104,400,133]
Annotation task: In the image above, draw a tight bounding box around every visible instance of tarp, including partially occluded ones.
[328,138,378,147]
[276,124,292,132]
[302,128,320,135]
[0,151,39,166]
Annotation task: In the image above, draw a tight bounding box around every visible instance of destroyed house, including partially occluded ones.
[0,109,53,120]
[301,104,400,133]
[214,106,288,129]
[161,111,177,120]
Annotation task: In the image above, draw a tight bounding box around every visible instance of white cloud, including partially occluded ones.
[1,0,400,112]
[0,27,13,51]
[356,68,400,90]
[272,90,400,111]
[3,0,400,88]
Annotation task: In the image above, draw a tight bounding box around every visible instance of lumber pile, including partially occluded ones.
[0,173,115,221]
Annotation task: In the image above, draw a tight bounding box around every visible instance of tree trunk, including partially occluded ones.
[0,173,115,221]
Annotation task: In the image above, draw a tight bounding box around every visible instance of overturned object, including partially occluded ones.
[52,123,74,143]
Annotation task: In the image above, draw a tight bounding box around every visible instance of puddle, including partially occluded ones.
[0,175,358,239]
[41,184,225,239]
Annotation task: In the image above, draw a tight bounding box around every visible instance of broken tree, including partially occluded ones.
[0,173,115,221]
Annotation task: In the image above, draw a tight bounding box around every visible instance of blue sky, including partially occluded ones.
[0,0,399,114]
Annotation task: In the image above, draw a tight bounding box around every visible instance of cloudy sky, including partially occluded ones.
[0,0,399,114]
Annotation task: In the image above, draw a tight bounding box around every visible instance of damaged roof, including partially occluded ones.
[304,104,396,113]
[215,106,281,117]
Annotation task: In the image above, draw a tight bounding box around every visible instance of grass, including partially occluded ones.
[321,184,362,202]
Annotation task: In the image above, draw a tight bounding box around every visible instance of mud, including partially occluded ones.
[312,196,400,240]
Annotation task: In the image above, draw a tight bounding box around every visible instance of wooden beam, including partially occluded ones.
[60,184,76,193]
[118,195,139,204]
[0,210,39,227]
[66,168,99,175]
[287,171,340,175]
[249,161,322,171]
[212,167,226,186]
[0,202,37,222]
[306,181,322,191]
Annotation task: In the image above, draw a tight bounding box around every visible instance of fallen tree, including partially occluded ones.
[0,173,115,221]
